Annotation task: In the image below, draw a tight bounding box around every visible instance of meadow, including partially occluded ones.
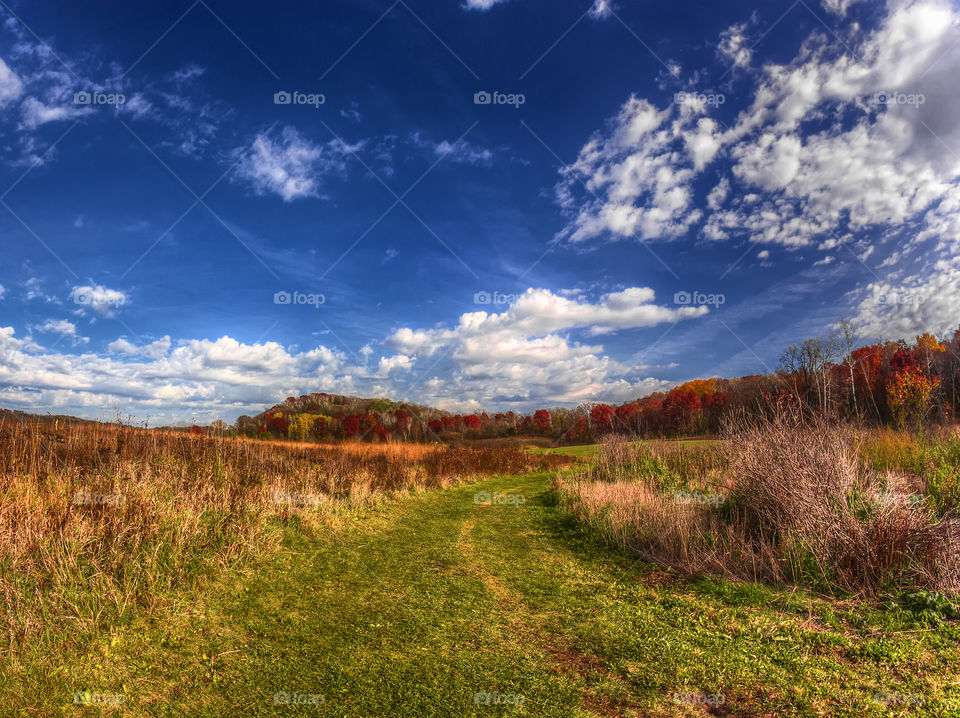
[4,415,960,716]
[555,416,960,596]
[0,419,569,659]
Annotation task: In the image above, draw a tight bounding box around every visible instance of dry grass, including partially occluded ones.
[0,419,571,655]
[555,418,960,597]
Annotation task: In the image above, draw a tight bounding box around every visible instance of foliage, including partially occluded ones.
[230,324,960,446]
[888,367,940,431]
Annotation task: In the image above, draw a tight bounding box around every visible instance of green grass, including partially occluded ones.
[5,471,960,716]
[533,438,720,458]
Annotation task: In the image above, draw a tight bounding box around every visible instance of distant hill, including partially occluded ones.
[238,392,452,441]
[0,408,102,426]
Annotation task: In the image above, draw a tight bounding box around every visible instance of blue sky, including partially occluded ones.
[0,0,958,424]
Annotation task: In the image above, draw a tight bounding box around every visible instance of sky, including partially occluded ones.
[0,0,958,424]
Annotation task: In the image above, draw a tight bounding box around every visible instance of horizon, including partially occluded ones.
[1,0,958,424]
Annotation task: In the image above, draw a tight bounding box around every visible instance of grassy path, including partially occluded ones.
[12,472,960,716]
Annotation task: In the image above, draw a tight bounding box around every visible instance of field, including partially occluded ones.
[532,438,721,458]
[4,419,960,716]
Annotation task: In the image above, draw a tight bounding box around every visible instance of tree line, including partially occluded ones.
[222,321,960,444]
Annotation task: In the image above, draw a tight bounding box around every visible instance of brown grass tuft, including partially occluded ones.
[555,415,960,596]
[0,419,571,654]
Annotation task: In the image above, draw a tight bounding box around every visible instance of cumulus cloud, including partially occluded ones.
[0,286,702,421]
[718,22,752,68]
[385,287,705,409]
[0,330,359,423]
[234,126,360,202]
[0,58,23,105]
[851,258,960,340]
[561,0,960,252]
[108,336,172,359]
[70,284,128,317]
[29,319,88,345]
[377,354,414,376]
[821,0,866,16]
[556,97,703,242]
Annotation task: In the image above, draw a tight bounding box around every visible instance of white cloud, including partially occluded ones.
[108,336,171,359]
[463,0,509,10]
[34,319,78,336]
[377,354,413,375]
[851,258,960,340]
[589,0,615,20]
[385,287,705,408]
[562,0,960,266]
[19,97,91,130]
[718,22,752,68]
[556,97,704,242]
[0,57,23,105]
[0,284,5,300]
[70,284,128,317]
[821,0,865,16]
[411,133,494,166]
[23,277,59,303]
[234,126,360,202]
[0,329,358,423]
[0,287,699,421]
[30,319,89,345]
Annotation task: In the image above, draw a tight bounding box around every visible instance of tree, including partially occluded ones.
[778,336,840,414]
[533,409,552,435]
[887,368,940,431]
[838,317,859,417]
[590,404,616,434]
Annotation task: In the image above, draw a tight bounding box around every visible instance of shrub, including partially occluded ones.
[556,415,960,596]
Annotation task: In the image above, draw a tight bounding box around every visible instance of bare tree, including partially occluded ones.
[838,317,859,418]
[778,335,841,414]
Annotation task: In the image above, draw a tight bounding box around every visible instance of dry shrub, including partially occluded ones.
[556,415,960,596]
[0,419,571,653]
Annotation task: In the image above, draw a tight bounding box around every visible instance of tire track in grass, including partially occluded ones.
[455,482,640,717]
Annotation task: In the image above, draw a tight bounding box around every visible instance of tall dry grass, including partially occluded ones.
[0,419,570,655]
[555,418,960,596]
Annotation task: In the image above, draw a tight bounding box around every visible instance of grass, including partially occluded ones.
[7,470,960,716]
[555,422,960,596]
[5,420,960,716]
[532,438,720,458]
[0,419,569,662]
